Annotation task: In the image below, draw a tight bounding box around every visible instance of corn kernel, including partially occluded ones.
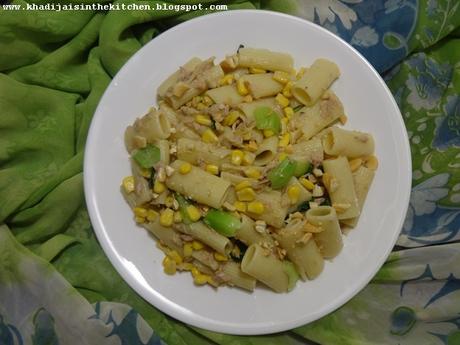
[164,196,174,208]
[231,150,244,165]
[192,241,204,251]
[349,158,363,172]
[134,216,145,224]
[243,94,253,103]
[282,81,293,98]
[299,177,315,190]
[304,222,323,233]
[235,180,251,191]
[191,267,200,277]
[237,187,256,201]
[133,207,148,218]
[194,274,209,285]
[186,205,201,222]
[173,211,182,223]
[153,180,166,194]
[196,103,207,111]
[249,67,266,74]
[278,133,290,147]
[284,106,294,118]
[219,74,234,86]
[237,78,249,96]
[247,201,265,214]
[245,140,258,152]
[159,208,174,227]
[162,256,176,275]
[122,176,135,193]
[191,96,203,107]
[167,250,183,264]
[205,164,219,175]
[243,152,255,165]
[181,262,193,271]
[287,185,301,204]
[195,114,212,126]
[140,168,151,178]
[201,129,219,143]
[263,129,275,138]
[183,243,193,257]
[244,168,261,179]
[223,110,240,126]
[146,209,159,221]
[202,96,213,106]
[278,152,288,162]
[179,162,192,174]
[364,155,379,170]
[234,201,247,212]
[276,93,290,107]
[273,71,290,84]
[214,252,228,261]
[339,114,348,125]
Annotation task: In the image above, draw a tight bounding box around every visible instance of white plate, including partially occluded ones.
[84,10,411,335]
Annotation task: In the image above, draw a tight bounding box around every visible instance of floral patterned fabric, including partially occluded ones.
[0,1,459,344]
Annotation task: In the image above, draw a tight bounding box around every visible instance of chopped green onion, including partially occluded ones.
[175,194,192,224]
[293,105,303,112]
[253,106,281,134]
[293,160,311,177]
[296,201,310,212]
[132,144,161,169]
[203,209,241,237]
[268,159,296,189]
[282,261,299,291]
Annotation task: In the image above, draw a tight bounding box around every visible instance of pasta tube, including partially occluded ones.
[133,108,172,141]
[235,214,275,246]
[143,219,183,254]
[249,190,288,228]
[254,136,279,166]
[221,262,256,291]
[157,57,202,97]
[166,160,231,208]
[177,138,230,167]
[241,73,283,99]
[206,85,245,106]
[176,221,232,255]
[323,127,375,158]
[238,48,294,73]
[290,137,324,165]
[238,97,278,120]
[292,58,340,106]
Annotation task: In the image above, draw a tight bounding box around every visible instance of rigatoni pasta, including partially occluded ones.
[121,47,378,293]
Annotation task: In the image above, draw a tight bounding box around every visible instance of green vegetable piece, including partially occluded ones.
[268,159,296,189]
[254,106,281,134]
[132,144,161,169]
[293,105,303,112]
[203,209,242,237]
[282,261,300,291]
[175,194,193,224]
[293,160,311,177]
[296,201,310,212]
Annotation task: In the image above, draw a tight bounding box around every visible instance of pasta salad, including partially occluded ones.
[121,47,378,293]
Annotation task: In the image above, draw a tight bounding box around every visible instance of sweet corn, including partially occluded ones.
[195,114,212,126]
[349,158,363,172]
[191,267,200,277]
[122,176,135,193]
[192,240,204,250]
[194,274,209,285]
[249,67,266,74]
[164,196,174,208]
[243,152,255,165]
[247,201,265,214]
[134,216,145,224]
[219,74,234,86]
[183,243,193,257]
[287,185,301,204]
[304,222,323,233]
[162,256,176,275]
[173,211,182,223]
[339,114,348,125]
[243,94,253,103]
[244,168,261,179]
[196,103,207,111]
[153,180,166,194]
[364,155,379,170]
[234,201,247,212]
[223,110,240,126]
[235,180,251,191]
[231,150,244,165]
[159,208,174,227]
[205,164,219,175]
[202,96,213,106]
[214,252,228,261]
[146,209,159,221]
[272,71,290,84]
[278,152,288,162]
[299,177,315,191]
[282,81,293,98]
[275,93,290,107]
[181,262,194,271]
[278,133,290,147]
[201,129,218,143]
[237,187,256,202]
[245,140,258,152]
[236,78,249,96]
[186,205,201,222]
[263,129,275,138]
[133,207,148,218]
[284,106,294,118]
[139,168,151,178]
[179,162,192,174]
[168,250,183,265]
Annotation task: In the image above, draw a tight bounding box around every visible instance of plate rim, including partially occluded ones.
[84,9,412,335]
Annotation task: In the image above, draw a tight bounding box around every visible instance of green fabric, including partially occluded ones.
[1,1,459,344]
